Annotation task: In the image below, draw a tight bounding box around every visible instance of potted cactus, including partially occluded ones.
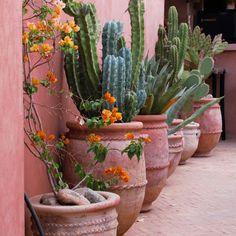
[61,0,149,234]
[182,26,228,157]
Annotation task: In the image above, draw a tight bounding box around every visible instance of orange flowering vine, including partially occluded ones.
[36,130,47,140]
[125,132,135,140]
[46,71,58,84]
[104,92,116,104]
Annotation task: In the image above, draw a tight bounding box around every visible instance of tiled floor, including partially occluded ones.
[126,140,236,236]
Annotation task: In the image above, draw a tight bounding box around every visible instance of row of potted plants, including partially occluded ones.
[22,0,227,235]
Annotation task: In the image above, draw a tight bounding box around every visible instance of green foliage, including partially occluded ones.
[75,164,108,191]
[186,26,228,70]
[87,143,108,163]
[122,139,144,161]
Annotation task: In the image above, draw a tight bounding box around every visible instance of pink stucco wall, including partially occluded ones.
[0,0,24,235]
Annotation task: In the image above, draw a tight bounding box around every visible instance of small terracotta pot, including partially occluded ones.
[193,98,222,157]
[31,191,120,236]
[180,122,200,165]
[63,122,147,236]
[133,115,169,212]
[168,119,184,177]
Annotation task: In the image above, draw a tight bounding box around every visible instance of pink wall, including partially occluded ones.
[0,0,24,235]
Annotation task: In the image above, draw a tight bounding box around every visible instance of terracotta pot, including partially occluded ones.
[180,122,200,165]
[31,191,120,236]
[193,98,222,157]
[168,119,184,177]
[133,115,169,212]
[62,122,147,236]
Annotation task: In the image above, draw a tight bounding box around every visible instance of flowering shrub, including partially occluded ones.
[23,0,151,194]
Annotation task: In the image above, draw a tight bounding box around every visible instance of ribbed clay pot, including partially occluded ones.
[31,191,120,236]
[193,98,222,157]
[62,122,147,236]
[133,115,169,212]
[168,119,184,178]
[180,122,200,165]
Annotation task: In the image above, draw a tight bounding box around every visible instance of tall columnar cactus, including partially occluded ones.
[168,6,178,42]
[63,0,147,121]
[102,21,123,63]
[128,0,145,89]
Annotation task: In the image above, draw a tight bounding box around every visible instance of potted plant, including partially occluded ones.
[23,1,123,235]
[61,0,150,234]
[184,26,228,156]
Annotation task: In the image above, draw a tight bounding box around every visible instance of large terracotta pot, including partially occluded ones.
[133,115,169,212]
[193,98,222,157]
[168,119,184,177]
[31,191,120,236]
[63,122,147,236]
[180,122,200,165]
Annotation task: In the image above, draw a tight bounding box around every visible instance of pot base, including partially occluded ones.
[140,203,152,213]
[193,151,212,157]
[179,160,186,165]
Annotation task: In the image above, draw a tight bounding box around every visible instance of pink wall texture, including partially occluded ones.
[0,0,24,235]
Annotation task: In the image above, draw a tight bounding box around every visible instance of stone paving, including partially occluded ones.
[126,140,236,236]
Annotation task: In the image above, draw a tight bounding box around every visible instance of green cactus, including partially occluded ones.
[102,21,123,62]
[168,6,178,42]
[128,0,145,90]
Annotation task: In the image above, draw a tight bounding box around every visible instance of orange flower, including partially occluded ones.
[104,91,116,104]
[32,77,40,86]
[73,25,80,32]
[36,21,48,31]
[125,132,135,140]
[60,23,73,33]
[101,109,112,123]
[73,45,78,50]
[22,32,29,44]
[59,36,74,47]
[61,134,66,140]
[142,137,152,143]
[87,134,101,143]
[48,134,56,141]
[115,112,122,121]
[63,138,70,145]
[27,22,37,31]
[30,44,39,52]
[36,130,47,140]
[40,43,53,54]
[46,71,58,83]
[104,166,130,183]
[110,116,117,124]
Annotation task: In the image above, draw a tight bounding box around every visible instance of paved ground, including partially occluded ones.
[126,140,236,236]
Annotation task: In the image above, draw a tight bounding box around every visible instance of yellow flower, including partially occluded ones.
[22,32,29,44]
[125,132,135,140]
[115,112,122,121]
[69,20,75,28]
[73,25,80,32]
[87,134,102,143]
[27,22,37,31]
[73,45,78,50]
[30,44,39,52]
[60,23,73,33]
[36,130,47,140]
[41,43,53,54]
[32,77,40,86]
[59,36,74,48]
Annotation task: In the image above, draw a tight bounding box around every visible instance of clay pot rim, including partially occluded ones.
[133,114,167,122]
[66,121,143,132]
[168,133,183,140]
[31,191,120,214]
[184,122,200,129]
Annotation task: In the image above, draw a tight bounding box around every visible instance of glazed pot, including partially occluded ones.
[193,98,222,157]
[180,122,200,165]
[168,119,184,177]
[62,122,147,236]
[31,191,120,236]
[133,115,169,212]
